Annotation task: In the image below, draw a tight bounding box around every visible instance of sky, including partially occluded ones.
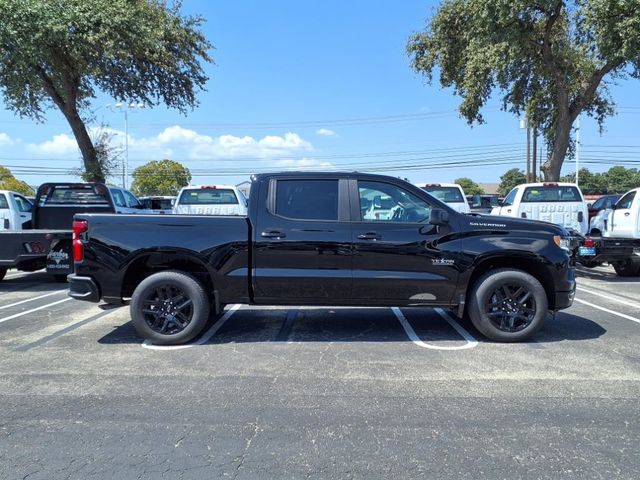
[0,0,639,190]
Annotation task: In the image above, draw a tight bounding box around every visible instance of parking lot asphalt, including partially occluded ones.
[1,266,639,479]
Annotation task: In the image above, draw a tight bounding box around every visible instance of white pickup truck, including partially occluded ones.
[0,190,33,231]
[416,183,470,214]
[576,188,640,276]
[491,182,588,235]
[173,185,248,215]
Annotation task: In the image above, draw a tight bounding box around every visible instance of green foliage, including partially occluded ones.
[0,0,213,180]
[0,166,33,195]
[408,1,640,180]
[562,166,640,194]
[131,160,191,196]
[454,177,484,195]
[498,168,527,196]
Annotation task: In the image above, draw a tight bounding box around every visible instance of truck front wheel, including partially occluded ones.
[612,258,640,277]
[130,271,210,345]
[468,268,548,342]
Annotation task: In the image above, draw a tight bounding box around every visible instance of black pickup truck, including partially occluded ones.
[68,172,576,344]
[0,183,120,281]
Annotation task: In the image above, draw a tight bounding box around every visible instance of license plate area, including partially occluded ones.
[578,246,596,257]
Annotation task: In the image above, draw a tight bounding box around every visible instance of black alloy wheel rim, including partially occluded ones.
[484,282,537,333]
[141,284,194,335]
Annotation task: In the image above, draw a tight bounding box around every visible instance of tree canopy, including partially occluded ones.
[562,166,640,194]
[0,166,33,195]
[408,0,640,181]
[498,168,528,195]
[0,0,213,182]
[131,159,191,196]
[454,177,484,195]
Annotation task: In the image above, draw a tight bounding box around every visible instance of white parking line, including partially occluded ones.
[0,297,72,324]
[142,304,242,350]
[391,307,478,350]
[574,298,640,325]
[434,308,479,345]
[0,289,67,310]
[577,286,640,310]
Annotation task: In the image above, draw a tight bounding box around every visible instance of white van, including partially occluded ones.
[491,182,588,234]
[416,183,470,214]
[603,188,640,239]
[173,185,248,216]
[0,190,33,230]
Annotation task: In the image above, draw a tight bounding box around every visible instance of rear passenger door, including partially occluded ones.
[611,191,638,238]
[253,177,352,300]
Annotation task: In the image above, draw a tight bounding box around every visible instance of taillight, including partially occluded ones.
[73,220,88,262]
[583,237,594,248]
[577,211,584,222]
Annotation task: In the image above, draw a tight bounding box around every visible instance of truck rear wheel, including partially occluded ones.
[468,268,547,342]
[130,271,210,345]
[612,258,640,277]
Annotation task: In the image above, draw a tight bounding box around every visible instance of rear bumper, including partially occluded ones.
[67,274,100,302]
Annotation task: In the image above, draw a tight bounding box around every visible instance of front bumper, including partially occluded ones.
[67,274,100,302]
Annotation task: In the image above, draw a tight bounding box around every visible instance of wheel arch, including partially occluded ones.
[121,249,220,311]
[465,254,556,310]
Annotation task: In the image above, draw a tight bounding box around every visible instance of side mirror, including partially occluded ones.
[429,208,450,226]
[586,202,592,209]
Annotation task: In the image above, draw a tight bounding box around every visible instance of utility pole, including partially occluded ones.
[520,117,530,182]
[532,126,537,183]
[575,115,580,186]
[112,102,145,189]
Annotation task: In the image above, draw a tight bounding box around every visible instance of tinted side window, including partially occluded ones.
[124,190,141,208]
[617,191,636,210]
[358,181,431,223]
[0,194,8,209]
[14,195,32,213]
[591,197,605,210]
[502,188,518,207]
[275,180,338,221]
[111,189,126,208]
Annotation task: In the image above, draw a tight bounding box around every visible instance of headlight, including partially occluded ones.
[553,235,572,251]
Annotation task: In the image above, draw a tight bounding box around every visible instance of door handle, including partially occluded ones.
[261,230,286,239]
[20,215,27,218]
[624,212,630,216]
[357,232,382,240]
[506,209,512,213]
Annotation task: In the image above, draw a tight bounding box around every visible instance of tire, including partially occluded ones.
[0,267,6,282]
[612,258,640,277]
[468,268,548,342]
[130,270,210,345]
[53,274,68,283]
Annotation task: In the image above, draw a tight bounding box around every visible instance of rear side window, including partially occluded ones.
[522,186,582,203]
[14,195,32,213]
[502,188,518,207]
[42,185,110,205]
[0,194,8,209]
[275,179,338,221]
[421,186,464,203]
[616,191,636,210]
[179,188,239,205]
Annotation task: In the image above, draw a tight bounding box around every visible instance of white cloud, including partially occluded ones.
[316,128,336,137]
[26,134,78,156]
[0,132,17,147]
[131,126,313,160]
[274,157,334,170]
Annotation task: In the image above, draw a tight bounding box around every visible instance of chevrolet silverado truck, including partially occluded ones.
[68,172,576,344]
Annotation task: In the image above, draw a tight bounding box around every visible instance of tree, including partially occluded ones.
[602,166,640,194]
[0,0,213,182]
[498,168,527,196]
[454,177,484,195]
[407,1,640,181]
[131,160,191,196]
[73,125,122,183]
[0,166,33,195]
[561,167,608,194]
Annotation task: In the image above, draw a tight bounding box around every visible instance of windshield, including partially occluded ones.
[522,186,582,203]
[178,188,239,205]
[421,186,464,203]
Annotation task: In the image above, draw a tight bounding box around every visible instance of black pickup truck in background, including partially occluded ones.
[0,183,119,281]
[68,172,576,344]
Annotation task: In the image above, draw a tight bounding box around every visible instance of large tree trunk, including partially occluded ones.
[541,110,573,182]
[63,107,105,183]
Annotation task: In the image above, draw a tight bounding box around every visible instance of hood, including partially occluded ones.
[464,214,568,236]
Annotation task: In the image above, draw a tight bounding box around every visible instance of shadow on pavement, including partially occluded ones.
[97,307,606,346]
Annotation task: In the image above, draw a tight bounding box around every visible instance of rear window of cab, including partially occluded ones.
[420,186,464,203]
[178,188,239,205]
[522,186,582,203]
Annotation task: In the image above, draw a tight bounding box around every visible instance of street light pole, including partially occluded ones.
[112,102,144,189]
[575,115,580,186]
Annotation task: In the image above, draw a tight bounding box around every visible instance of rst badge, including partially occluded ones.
[432,258,454,266]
